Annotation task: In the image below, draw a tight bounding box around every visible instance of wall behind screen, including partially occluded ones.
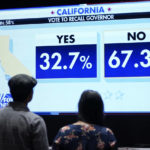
[42,114,150,147]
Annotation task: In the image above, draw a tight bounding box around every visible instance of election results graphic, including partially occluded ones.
[105,42,150,77]
[36,44,97,79]
[1,1,150,113]
[35,32,97,79]
[104,30,150,78]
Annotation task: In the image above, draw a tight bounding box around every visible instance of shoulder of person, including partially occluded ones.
[26,111,45,124]
[59,124,72,133]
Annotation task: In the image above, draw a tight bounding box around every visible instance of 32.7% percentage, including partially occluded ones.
[39,52,93,70]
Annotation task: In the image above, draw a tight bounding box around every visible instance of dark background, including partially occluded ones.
[0,0,150,9]
[1,0,150,147]
[42,114,150,147]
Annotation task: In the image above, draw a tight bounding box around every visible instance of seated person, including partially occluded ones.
[52,90,117,150]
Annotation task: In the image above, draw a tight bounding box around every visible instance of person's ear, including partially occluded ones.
[26,90,33,103]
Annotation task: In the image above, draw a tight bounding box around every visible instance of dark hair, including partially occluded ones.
[8,74,37,102]
[78,90,104,126]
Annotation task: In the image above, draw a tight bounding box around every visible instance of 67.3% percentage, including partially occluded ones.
[39,52,93,70]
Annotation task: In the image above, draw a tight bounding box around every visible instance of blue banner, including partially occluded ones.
[105,42,150,77]
[36,44,97,79]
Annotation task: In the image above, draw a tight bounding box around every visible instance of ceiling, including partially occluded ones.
[0,0,149,9]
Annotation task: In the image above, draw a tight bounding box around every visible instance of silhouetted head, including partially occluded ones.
[78,90,104,126]
[8,74,37,103]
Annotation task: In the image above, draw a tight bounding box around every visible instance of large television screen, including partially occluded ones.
[0,1,150,114]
